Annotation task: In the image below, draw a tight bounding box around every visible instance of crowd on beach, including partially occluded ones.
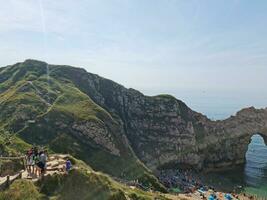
[157,169,254,200]
[158,169,202,192]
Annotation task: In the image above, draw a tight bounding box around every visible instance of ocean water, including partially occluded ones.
[244,134,267,197]
[141,88,267,120]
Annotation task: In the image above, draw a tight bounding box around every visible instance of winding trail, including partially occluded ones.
[27,81,51,106]
[0,154,68,190]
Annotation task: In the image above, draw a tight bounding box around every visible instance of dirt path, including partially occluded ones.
[0,154,68,189]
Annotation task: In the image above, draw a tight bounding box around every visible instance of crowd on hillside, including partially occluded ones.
[25,147,72,178]
[25,147,48,177]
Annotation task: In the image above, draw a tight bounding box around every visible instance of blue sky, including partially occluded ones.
[0,0,267,118]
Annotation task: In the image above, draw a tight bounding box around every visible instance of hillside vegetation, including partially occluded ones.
[0,157,169,200]
[0,59,166,192]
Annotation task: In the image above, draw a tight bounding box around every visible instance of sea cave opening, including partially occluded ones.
[244,134,267,187]
[199,134,267,193]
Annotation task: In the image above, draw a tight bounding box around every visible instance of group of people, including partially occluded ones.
[25,147,47,177]
[158,169,248,200]
[25,147,73,178]
[198,188,235,200]
[158,168,202,192]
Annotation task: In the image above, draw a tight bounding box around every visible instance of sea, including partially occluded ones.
[142,88,267,197]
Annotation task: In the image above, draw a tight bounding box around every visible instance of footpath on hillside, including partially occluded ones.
[0,154,68,190]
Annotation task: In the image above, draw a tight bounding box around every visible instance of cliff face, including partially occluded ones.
[52,65,202,169]
[59,64,267,170]
[70,69,267,170]
[1,59,267,175]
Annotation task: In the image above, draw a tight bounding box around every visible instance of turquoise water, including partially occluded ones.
[245,134,267,187]
[244,134,267,197]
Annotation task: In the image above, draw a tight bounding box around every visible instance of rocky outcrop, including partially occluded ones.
[72,121,120,156]
[202,107,267,170]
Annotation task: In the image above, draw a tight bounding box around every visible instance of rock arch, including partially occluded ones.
[254,133,267,145]
[199,107,267,170]
[136,106,267,171]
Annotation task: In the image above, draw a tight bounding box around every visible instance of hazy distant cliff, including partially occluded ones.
[1,59,267,176]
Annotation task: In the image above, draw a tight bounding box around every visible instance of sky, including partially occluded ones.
[0,0,267,119]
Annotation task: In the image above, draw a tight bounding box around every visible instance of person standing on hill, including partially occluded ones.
[65,158,72,173]
[26,148,34,174]
[37,151,47,177]
[34,154,40,176]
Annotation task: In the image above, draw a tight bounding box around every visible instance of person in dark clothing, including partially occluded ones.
[65,158,72,173]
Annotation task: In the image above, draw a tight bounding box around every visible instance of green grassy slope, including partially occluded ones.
[0,60,165,192]
[0,160,168,200]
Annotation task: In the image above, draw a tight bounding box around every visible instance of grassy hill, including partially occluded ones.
[0,158,169,200]
[0,59,166,192]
